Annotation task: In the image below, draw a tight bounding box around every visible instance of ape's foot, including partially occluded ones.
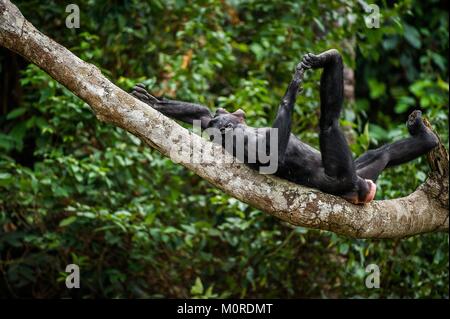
[300,49,342,70]
[407,110,428,136]
[300,53,324,70]
[131,83,160,105]
[407,110,439,148]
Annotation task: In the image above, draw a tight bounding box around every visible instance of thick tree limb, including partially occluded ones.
[1,0,448,238]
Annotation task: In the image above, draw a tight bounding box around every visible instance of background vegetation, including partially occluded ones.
[0,0,448,298]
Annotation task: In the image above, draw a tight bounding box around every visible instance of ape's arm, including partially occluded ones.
[131,84,213,129]
[271,64,304,161]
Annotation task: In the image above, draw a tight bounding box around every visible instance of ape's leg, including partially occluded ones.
[271,65,304,162]
[302,50,376,203]
[355,110,438,181]
[131,84,213,129]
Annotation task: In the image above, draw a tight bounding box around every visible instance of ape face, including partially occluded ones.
[207,108,246,134]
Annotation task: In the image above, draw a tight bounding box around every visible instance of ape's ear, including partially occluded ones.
[215,108,229,115]
[232,109,246,122]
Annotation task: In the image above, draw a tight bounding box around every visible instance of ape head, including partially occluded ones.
[207,108,246,134]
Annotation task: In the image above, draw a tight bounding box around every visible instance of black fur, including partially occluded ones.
[131,49,438,203]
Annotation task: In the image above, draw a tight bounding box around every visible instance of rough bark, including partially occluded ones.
[0,0,448,238]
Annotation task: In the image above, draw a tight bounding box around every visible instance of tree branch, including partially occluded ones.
[1,0,448,238]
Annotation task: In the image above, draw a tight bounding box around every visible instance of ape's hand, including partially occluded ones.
[293,62,306,84]
[131,83,160,105]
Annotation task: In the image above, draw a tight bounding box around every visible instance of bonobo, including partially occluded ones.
[131,49,439,204]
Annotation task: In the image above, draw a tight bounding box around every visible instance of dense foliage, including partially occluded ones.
[0,0,448,298]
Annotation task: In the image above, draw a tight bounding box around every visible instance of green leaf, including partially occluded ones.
[0,173,12,179]
[415,171,427,182]
[339,243,349,255]
[395,96,416,114]
[368,79,386,99]
[250,43,264,61]
[59,216,77,227]
[431,52,446,71]
[6,107,27,120]
[313,17,325,33]
[403,24,421,49]
[191,277,204,295]
[0,133,14,151]
[369,124,388,141]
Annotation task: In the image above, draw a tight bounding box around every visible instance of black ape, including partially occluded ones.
[131,49,438,204]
